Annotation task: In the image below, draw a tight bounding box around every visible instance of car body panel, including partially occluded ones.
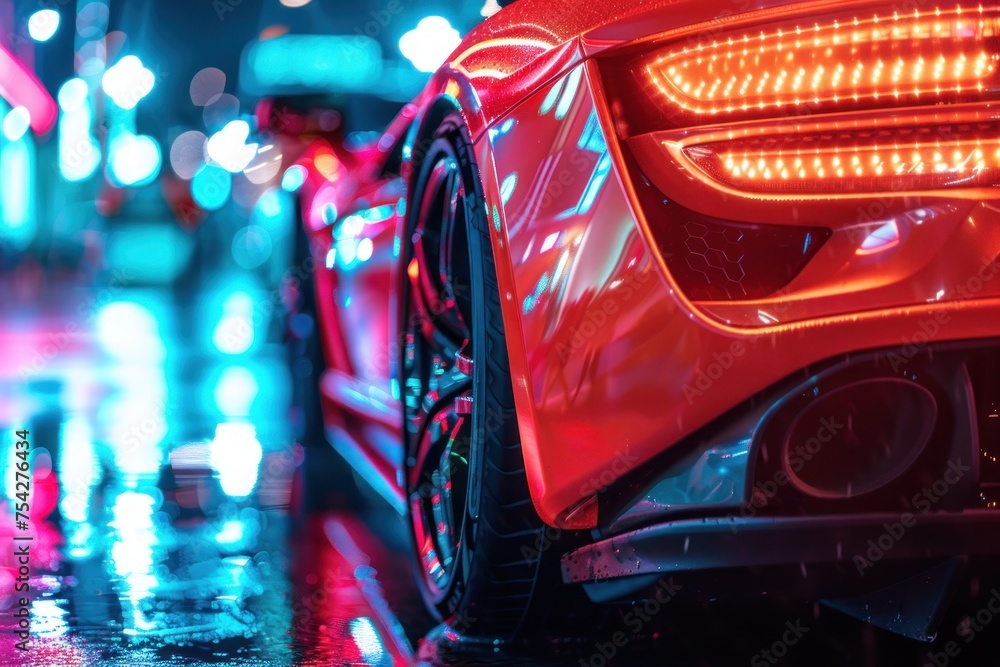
[297,0,1000,531]
[476,60,1000,527]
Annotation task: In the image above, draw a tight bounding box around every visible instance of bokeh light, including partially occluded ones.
[210,423,263,497]
[398,16,461,73]
[213,365,260,417]
[169,130,207,179]
[109,133,162,186]
[0,137,35,248]
[212,290,255,354]
[102,55,155,110]
[58,92,101,183]
[28,9,60,42]
[76,2,109,39]
[207,119,258,173]
[232,225,273,269]
[281,164,307,192]
[192,164,232,210]
[95,301,168,364]
[203,93,240,132]
[243,143,283,184]
[57,78,89,112]
[2,106,31,141]
[190,67,226,106]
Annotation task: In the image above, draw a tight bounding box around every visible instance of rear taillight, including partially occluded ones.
[647,5,998,124]
[682,121,1000,193]
[597,1,1000,306]
[602,2,1000,136]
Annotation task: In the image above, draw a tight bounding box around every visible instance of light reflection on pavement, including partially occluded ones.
[0,288,416,666]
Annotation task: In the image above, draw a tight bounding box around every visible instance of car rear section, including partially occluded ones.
[472,0,1000,638]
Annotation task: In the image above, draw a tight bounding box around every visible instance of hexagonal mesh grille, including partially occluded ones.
[632,192,830,302]
[683,221,749,300]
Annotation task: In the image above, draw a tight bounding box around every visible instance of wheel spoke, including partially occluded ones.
[406,300,463,363]
[403,145,476,598]
[421,370,471,422]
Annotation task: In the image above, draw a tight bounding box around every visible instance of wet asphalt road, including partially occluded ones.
[1,284,1000,666]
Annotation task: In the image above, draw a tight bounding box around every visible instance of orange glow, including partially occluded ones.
[259,25,289,41]
[314,149,340,181]
[646,5,1000,117]
[444,79,462,101]
[682,125,1000,192]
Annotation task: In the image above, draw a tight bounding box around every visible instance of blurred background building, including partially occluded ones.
[1,0,486,288]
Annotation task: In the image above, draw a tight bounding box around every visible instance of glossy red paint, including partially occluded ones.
[289,135,409,511]
[297,0,1000,530]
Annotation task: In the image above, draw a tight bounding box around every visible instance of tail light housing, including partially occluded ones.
[602,3,1000,136]
[683,121,1000,193]
[597,1,1000,307]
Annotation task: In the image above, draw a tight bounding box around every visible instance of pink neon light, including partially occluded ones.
[0,43,57,134]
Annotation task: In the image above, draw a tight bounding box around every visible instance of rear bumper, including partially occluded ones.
[562,511,1000,601]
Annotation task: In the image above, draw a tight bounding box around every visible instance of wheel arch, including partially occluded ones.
[402,95,463,184]
[398,94,555,528]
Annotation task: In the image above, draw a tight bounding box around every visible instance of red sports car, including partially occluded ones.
[269,0,1000,642]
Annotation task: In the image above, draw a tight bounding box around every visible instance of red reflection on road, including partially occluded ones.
[290,513,414,666]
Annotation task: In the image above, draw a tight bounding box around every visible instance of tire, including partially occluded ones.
[401,113,570,640]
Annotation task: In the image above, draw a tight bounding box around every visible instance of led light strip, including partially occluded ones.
[682,126,1000,192]
[646,4,1000,116]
